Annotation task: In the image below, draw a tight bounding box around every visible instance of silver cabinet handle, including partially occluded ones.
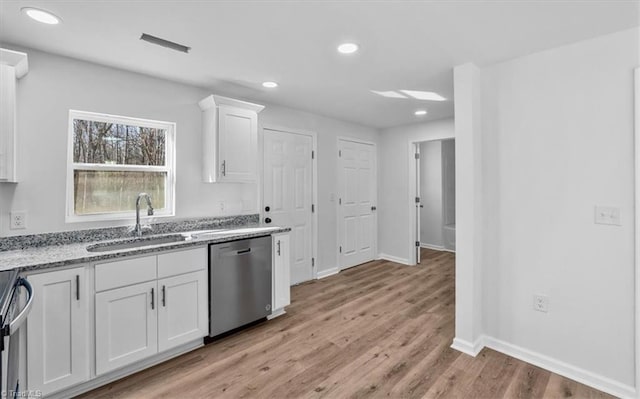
[162,285,166,307]
[9,278,34,335]
[277,240,281,256]
[151,287,155,310]
[221,160,226,176]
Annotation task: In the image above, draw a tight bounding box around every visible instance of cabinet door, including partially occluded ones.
[0,64,17,182]
[27,267,89,396]
[158,270,208,352]
[95,281,157,375]
[218,106,258,182]
[273,234,291,311]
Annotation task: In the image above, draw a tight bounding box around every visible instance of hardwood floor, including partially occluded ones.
[81,248,612,399]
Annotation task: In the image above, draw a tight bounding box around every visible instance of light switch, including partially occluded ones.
[594,206,621,226]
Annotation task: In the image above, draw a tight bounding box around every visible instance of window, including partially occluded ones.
[66,110,175,222]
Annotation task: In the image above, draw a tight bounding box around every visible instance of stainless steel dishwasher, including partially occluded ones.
[209,236,272,337]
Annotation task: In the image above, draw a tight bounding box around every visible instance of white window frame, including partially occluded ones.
[65,110,176,223]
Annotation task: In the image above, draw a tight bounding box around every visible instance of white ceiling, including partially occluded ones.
[1,1,638,129]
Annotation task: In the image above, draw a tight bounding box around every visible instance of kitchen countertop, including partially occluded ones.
[0,225,290,273]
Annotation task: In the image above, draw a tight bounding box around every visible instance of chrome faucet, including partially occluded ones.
[134,193,154,237]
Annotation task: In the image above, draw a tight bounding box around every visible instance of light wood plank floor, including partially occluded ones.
[81,248,612,399]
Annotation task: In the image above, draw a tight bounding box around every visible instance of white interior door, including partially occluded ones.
[263,129,314,285]
[338,139,377,269]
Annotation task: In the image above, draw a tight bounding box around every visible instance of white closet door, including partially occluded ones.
[338,139,377,269]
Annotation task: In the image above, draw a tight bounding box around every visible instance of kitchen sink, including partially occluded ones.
[86,234,191,252]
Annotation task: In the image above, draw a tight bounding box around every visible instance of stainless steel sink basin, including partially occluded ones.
[86,234,190,253]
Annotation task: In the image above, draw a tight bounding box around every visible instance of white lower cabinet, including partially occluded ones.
[94,248,208,375]
[272,233,291,312]
[158,270,208,352]
[27,266,89,396]
[95,280,158,375]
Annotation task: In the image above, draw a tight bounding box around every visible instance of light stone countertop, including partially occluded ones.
[0,226,290,273]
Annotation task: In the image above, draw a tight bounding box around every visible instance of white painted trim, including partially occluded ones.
[0,48,28,78]
[408,138,455,265]
[634,66,640,399]
[420,243,455,253]
[199,94,264,113]
[65,110,176,223]
[337,137,378,270]
[261,126,318,281]
[484,336,636,399]
[377,253,411,265]
[267,308,286,319]
[420,243,445,250]
[48,340,203,399]
[450,336,485,357]
[316,267,340,279]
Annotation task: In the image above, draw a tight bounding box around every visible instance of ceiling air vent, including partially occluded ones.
[140,33,191,53]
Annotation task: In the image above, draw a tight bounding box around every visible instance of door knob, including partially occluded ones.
[265,217,272,224]
[265,206,270,212]
[371,206,377,211]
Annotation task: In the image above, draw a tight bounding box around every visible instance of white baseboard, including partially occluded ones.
[316,267,340,279]
[483,336,636,399]
[420,243,456,253]
[50,340,203,399]
[267,308,286,320]
[420,243,445,250]
[377,253,411,265]
[450,336,485,357]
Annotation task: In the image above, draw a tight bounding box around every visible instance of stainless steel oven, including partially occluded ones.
[0,271,34,399]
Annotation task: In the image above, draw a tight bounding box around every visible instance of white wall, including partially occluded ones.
[378,118,454,263]
[419,140,443,247]
[0,47,379,275]
[481,27,638,391]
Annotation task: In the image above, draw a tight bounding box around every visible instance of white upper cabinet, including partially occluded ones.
[198,95,264,183]
[0,48,28,183]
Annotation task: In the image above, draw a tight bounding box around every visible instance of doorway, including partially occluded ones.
[414,139,456,264]
[263,127,317,285]
[337,138,378,269]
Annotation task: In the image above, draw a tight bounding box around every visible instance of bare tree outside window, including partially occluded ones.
[68,111,175,219]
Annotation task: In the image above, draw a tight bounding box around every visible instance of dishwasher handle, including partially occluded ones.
[236,248,252,255]
[9,278,34,335]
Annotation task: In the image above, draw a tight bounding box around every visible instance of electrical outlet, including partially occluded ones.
[533,294,549,313]
[10,211,27,230]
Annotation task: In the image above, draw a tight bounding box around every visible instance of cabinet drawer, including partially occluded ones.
[95,256,157,292]
[157,247,207,278]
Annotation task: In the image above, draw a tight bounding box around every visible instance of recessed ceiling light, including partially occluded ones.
[21,7,61,25]
[337,43,359,54]
[414,110,428,116]
[262,81,278,88]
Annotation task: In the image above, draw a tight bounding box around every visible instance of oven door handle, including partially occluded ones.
[9,278,34,335]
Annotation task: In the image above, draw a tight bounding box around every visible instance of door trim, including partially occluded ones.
[262,125,318,280]
[336,136,378,270]
[634,67,640,399]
